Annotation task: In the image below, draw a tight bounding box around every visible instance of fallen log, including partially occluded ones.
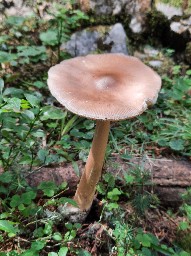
[26,157,191,207]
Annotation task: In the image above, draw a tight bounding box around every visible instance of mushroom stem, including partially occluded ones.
[74,120,110,211]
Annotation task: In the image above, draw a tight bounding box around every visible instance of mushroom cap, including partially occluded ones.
[47,54,161,121]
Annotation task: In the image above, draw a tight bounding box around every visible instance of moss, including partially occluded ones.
[185,42,191,64]
[155,0,191,13]
[156,0,183,8]
[176,230,191,253]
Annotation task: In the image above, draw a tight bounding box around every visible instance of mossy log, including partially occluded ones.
[26,157,191,207]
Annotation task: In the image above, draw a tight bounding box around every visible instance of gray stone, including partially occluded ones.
[144,46,159,57]
[0,0,33,20]
[104,23,128,54]
[89,0,130,16]
[84,0,151,33]
[129,16,142,33]
[62,23,128,57]
[170,16,191,35]
[156,2,183,20]
[148,60,163,68]
[62,30,99,57]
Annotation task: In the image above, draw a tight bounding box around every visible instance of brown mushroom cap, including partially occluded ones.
[47,54,161,121]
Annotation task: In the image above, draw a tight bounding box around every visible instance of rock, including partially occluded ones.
[144,46,159,57]
[79,0,151,33]
[148,60,163,68]
[103,23,128,54]
[62,30,100,57]
[170,16,191,35]
[129,17,142,33]
[0,0,33,20]
[61,23,128,56]
[156,2,183,20]
[0,0,58,21]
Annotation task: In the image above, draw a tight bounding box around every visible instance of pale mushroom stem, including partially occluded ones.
[74,120,110,211]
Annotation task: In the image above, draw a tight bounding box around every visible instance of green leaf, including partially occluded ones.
[40,30,58,46]
[107,188,122,201]
[21,191,36,205]
[32,129,45,138]
[65,223,73,230]
[72,161,80,177]
[179,221,189,231]
[38,181,58,197]
[179,252,191,256]
[59,197,78,207]
[0,51,17,63]
[17,46,46,57]
[24,94,40,107]
[48,253,58,256]
[41,106,66,120]
[52,232,62,241]
[77,249,92,256]
[4,98,21,111]
[21,250,39,256]
[186,70,191,75]
[23,110,35,120]
[0,220,17,234]
[10,195,21,208]
[31,240,46,251]
[141,247,152,256]
[18,204,25,211]
[37,149,49,162]
[141,234,151,247]
[6,16,25,26]
[107,202,119,210]
[33,81,46,89]
[169,139,184,151]
[124,174,135,184]
[43,222,53,235]
[83,120,94,130]
[0,171,13,183]
[58,247,68,256]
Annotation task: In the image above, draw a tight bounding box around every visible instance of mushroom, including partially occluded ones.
[47,53,161,212]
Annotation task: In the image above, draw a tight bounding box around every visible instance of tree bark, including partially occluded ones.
[26,157,191,207]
